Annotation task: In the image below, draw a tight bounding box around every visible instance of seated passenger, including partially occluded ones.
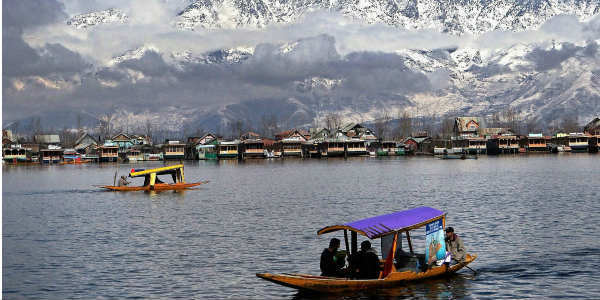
[320,238,344,277]
[352,241,381,279]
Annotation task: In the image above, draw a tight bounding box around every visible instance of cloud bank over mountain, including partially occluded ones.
[4,0,600,133]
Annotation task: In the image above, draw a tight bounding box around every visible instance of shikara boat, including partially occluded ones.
[99,164,208,191]
[257,207,477,293]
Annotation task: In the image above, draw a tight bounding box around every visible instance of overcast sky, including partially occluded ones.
[3,0,600,128]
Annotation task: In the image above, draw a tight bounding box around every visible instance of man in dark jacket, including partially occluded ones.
[320,238,343,277]
[352,240,381,279]
[445,227,466,263]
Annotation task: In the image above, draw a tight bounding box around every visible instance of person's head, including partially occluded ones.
[445,227,454,239]
[360,240,371,251]
[121,176,126,179]
[329,238,340,250]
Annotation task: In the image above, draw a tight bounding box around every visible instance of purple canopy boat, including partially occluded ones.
[257,206,477,293]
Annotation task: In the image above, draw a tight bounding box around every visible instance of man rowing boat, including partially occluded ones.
[118,175,130,187]
[445,227,466,263]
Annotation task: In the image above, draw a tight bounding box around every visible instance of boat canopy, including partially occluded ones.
[317,206,445,239]
[129,164,184,178]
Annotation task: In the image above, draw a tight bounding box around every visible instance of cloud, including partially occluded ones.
[525,41,598,72]
[5,1,600,127]
[2,0,66,30]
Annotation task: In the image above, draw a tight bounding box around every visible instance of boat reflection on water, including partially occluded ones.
[291,274,473,300]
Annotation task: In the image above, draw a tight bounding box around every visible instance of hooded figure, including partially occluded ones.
[118,175,130,186]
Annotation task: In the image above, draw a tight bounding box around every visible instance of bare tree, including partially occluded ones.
[260,114,279,138]
[561,114,580,133]
[503,107,519,134]
[144,119,153,141]
[100,110,115,139]
[325,113,342,132]
[230,120,244,139]
[396,110,412,139]
[32,117,42,135]
[440,117,454,139]
[526,118,541,134]
[374,111,391,140]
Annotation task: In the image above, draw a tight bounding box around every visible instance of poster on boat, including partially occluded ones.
[425,219,446,265]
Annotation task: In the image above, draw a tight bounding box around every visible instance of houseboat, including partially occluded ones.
[467,137,486,154]
[257,206,477,293]
[280,140,303,157]
[304,142,322,158]
[346,140,368,156]
[568,134,589,153]
[163,141,185,160]
[526,134,548,152]
[125,148,144,162]
[242,139,266,159]
[3,146,27,163]
[324,140,346,157]
[498,135,519,154]
[218,141,239,159]
[98,144,118,162]
[40,147,64,164]
[144,153,163,161]
[196,144,217,160]
[377,141,398,156]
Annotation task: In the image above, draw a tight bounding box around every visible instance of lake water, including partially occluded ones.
[3,154,600,299]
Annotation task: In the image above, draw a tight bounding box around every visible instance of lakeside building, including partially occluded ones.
[454,117,482,137]
[217,140,240,159]
[525,133,549,152]
[162,140,186,160]
[584,118,600,152]
[98,141,118,162]
[497,135,520,154]
[241,139,266,159]
[274,129,308,157]
[568,133,589,153]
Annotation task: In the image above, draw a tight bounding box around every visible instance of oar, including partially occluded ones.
[453,258,477,275]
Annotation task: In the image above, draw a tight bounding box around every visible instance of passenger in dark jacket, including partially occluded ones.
[320,238,343,277]
[352,241,381,279]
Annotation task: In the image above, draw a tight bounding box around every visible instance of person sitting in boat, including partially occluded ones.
[320,238,344,277]
[118,175,130,187]
[445,227,466,264]
[351,241,381,279]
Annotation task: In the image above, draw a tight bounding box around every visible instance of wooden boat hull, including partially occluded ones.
[100,181,208,191]
[257,254,476,293]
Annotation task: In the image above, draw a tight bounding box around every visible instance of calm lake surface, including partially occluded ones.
[3,154,600,299]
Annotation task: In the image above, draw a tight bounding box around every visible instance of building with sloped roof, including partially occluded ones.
[584,117,600,135]
[454,117,483,137]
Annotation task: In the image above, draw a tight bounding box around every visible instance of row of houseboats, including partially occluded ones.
[3,133,598,164]
[440,133,599,155]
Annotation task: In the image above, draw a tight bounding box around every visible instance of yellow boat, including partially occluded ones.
[99,164,208,191]
[257,207,477,293]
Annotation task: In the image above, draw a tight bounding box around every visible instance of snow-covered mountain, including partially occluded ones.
[176,0,600,35]
[35,1,600,134]
[67,8,128,29]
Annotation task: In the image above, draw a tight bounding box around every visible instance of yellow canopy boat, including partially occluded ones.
[257,207,477,293]
[99,164,208,191]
